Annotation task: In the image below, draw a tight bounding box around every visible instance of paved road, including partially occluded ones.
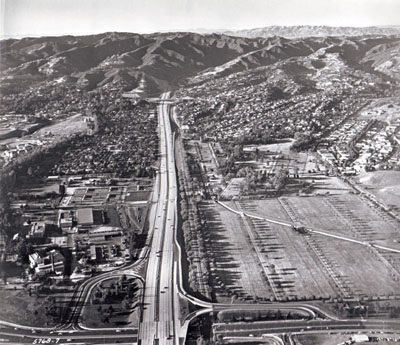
[213,319,400,337]
[139,92,179,345]
[0,327,138,344]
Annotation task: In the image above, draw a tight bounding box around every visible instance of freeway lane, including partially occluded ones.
[0,328,138,345]
[140,93,169,343]
[156,94,179,344]
[139,92,179,345]
[158,97,177,342]
[213,319,400,337]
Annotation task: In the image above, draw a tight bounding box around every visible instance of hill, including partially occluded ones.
[0,32,274,95]
[1,30,400,99]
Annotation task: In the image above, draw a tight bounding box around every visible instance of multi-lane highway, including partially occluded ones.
[139,92,179,345]
[0,326,138,345]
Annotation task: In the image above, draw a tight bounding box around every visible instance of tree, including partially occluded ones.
[272,168,289,191]
[16,241,28,262]
[196,336,208,345]
[290,132,315,152]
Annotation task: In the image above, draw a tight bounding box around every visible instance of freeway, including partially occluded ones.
[0,327,138,345]
[213,319,400,337]
[139,92,179,345]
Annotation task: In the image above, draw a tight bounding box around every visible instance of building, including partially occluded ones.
[58,210,75,230]
[351,334,369,343]
[28,221,53,238]
[29,250,65,277]
[88,226,124,244]
[76,208,94,226]
[88,226,125,262]
[0,230,6,259]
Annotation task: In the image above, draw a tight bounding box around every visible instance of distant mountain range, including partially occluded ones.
[224,25,400,38]
[1,28,400,96]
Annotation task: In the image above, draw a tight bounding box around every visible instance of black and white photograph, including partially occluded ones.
[1,1,400,344]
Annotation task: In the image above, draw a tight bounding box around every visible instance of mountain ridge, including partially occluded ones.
[1,31,400,96]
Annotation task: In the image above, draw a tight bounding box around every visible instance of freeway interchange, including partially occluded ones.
[1,93,400,345]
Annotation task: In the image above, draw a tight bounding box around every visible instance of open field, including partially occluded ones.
[199,201,272,302]
[232,199,338,300]
[217,190,400,299]
[306,175,353,195]
[356,170,400,213]
[0,115,88,153]
[31,114,89,139]
[322,193,400,247]
[0,287,73,327]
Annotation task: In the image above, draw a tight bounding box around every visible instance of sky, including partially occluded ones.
[1,0,400,38]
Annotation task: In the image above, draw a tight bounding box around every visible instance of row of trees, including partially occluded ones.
[216,309,306,323]
[178,140,213,300]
